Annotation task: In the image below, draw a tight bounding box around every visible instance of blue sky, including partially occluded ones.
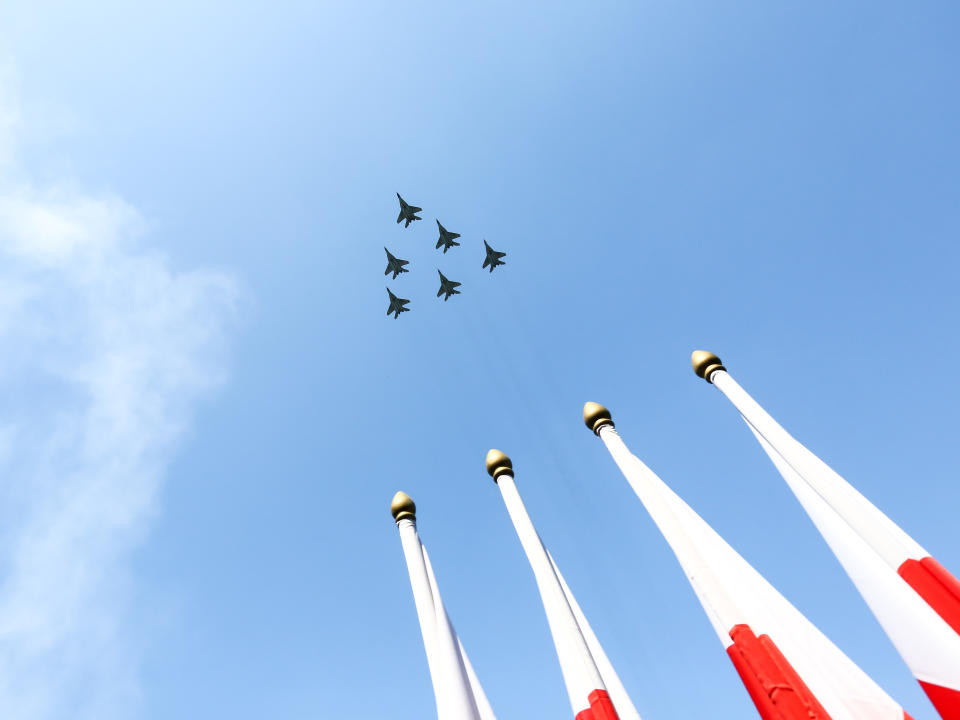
[0,1,958,718]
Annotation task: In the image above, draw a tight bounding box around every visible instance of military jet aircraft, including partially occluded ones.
[435,221,461,253]
[482,240,506,272]
[386,287,411,319]
[396,193,422,227]
[436,270,461,301]
[384,247,409,279]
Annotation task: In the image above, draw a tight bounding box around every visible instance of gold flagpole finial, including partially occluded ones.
[390,491,416,522]
[583,402,614,435]
[691,350,725,383]
[485,449,514,482]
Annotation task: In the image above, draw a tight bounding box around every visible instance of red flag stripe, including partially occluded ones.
[918,681,960,720]
[726,624,832,720]
[727,645,781,720]
[897,557,960,636]
[574,690,620,720]
[587,689,620,720]
[757,633,832,719]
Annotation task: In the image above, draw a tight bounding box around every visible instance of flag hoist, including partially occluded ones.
[484,450,642,720]
[583,402,914,720]
[391,491,496,720]
[692,351,960,719]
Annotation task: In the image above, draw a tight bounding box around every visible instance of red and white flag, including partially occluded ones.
[585,403,914,720]
[486,450,642,720]
[391,491,496,720]
[694,352,960,719]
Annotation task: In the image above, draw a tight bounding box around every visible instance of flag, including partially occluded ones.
[584,402,914,720]
[692,351,960,719]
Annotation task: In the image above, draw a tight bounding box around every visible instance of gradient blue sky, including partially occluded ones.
[1,2,958,719]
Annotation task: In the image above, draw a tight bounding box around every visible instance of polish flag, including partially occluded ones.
[693,351,960,720]
[485,450,642,720]
[391,491,495,720]
[584,403,914,720]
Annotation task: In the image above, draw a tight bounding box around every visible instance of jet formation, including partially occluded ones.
[385,193,506,318]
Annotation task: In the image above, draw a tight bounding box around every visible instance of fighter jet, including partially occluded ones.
[396,193,422,227]
[386,287,411,319]
[482,240,506,272]
[435,220,461,253]
[436,270,461,301]
[384,247,409,279]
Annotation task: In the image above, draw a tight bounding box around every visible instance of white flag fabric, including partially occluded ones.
[421,545,497,720]
[547,551,643,720]
[396,515,492,719]
[595,423,912,720]
[494,465,639,720]
[708,366,960,718]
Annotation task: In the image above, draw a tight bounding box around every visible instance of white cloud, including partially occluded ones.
[0,80,238,718]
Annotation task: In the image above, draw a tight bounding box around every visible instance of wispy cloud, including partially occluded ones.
[0,78,238,719]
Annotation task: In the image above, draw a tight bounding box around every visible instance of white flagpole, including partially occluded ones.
[486,449,626,720]
[693,351,925,565]
[392,492,486,720]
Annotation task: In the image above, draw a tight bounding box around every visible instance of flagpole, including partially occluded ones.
[392,492,485,719]
[486,449,623,720]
